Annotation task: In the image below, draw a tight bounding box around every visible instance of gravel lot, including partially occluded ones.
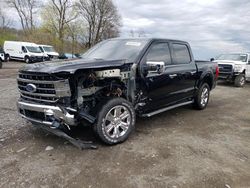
[0,61,250,188]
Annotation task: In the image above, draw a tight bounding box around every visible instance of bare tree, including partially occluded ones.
[66,21,84,56]
[41,0,78,52]
[129,29,147,38]
[0,8,12,29]
[77,0,121,48]
[7,0,38,31]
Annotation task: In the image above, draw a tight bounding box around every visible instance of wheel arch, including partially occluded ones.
[198,72,214,90]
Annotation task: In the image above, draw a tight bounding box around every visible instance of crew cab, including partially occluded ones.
[213,53,250,87]
[17,38,218,147]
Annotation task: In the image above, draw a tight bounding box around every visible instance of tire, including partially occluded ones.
[5,54,10,62]
[94,98,136,145]
[193,83,210,110]
[0,60,2,69]
[234,74,245,87]
[24,56,30,64]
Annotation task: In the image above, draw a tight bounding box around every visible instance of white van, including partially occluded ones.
[214,53,250,87]
[4,41,46,63]
[38,45,59,61]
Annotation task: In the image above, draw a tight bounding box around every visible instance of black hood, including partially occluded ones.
[19,58,127,74]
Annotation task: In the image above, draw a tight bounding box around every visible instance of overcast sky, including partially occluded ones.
[1,0,249,59]
[113,0,250,59]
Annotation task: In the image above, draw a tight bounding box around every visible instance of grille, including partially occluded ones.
[17,72,71,104]
[218,64,233,73]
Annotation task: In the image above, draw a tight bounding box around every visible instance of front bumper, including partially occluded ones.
[30,56,44,62]
[218,72,241,80]
[17,101,76,126]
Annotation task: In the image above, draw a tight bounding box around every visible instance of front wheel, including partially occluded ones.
[234,74,245,87]
[193,83,210,110]
[5,54,10,62]
[94,98,136,145]
[24,56,30,64]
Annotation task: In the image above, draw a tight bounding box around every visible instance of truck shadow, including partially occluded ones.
[28,105,196,149]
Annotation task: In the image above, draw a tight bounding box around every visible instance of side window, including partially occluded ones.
[146,43,171,65]
[172,43,191,64]
[22,46,27,53]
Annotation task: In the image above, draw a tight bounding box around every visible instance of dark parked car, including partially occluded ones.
[17,38,219,148]
[58,53,77,59]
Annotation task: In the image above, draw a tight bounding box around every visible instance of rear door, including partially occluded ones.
[168,42,197,100]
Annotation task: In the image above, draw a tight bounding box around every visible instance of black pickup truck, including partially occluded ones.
[17,38,218,147]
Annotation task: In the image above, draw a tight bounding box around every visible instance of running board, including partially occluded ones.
[141,101,193,117]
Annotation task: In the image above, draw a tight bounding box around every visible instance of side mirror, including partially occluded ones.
[210,58,215,62]
[146,61,165,74]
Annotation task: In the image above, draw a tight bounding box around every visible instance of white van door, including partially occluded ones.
[12,43,23,59]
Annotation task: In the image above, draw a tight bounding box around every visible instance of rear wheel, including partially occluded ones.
[194,83,210,110]
[94,98,136,145]
[234,74,245,87]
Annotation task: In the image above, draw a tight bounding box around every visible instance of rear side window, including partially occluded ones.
[172,43,191,64]
[146,43,171,65]
[22,46,27,53]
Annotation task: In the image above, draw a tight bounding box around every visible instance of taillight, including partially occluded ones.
[215,65,219,78]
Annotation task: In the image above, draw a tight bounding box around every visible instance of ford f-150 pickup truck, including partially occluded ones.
[17,38,219,147]
[213,53,250,87]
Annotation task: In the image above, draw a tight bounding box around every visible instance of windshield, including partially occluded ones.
[82,39,149,62]
[216,54,248,62]
[26,46,41,53]
[43,46,55,52]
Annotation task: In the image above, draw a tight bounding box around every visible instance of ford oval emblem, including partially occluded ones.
[26,84,37,93]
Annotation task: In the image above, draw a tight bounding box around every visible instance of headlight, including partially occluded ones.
[234,64,243,72]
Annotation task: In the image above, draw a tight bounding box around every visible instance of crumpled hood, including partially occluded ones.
[19,58,126,74]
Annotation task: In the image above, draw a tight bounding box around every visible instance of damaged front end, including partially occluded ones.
[17,63,135,149]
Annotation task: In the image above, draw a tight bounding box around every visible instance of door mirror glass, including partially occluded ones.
[146,61,165,74]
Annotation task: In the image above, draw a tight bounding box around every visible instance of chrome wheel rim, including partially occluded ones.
[201,87,209,106]
[240,76,245,86]
[103,105,131,139]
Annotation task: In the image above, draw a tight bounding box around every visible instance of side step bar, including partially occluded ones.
[141,101,193,118]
